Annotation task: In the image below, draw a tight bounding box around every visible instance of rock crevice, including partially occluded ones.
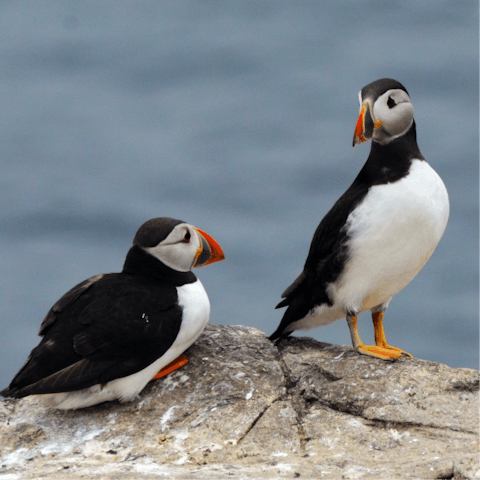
[1,324,478,479]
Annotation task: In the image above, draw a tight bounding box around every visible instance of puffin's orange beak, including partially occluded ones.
[193,228,225,268]
[353,101,380,147]
[353,104,368,145]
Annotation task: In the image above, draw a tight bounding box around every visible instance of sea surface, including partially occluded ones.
[1,1,478,391]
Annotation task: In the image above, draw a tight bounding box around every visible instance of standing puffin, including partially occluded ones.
[270,78,449,360]
[1,217,224,409]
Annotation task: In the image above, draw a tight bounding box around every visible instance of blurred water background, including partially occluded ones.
[1,1,478,391]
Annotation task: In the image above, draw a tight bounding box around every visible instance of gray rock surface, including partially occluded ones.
[0,324,478,479]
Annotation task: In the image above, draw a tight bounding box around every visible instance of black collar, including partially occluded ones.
[356,121,424,187]
[122,245,197,286]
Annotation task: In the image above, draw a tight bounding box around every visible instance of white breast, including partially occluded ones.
[38,280,210,409]
[328,159,449,314]
[172,279,211,352]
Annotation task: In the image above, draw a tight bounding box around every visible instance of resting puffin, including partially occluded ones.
[1,217,224,409]
[270,78,449,361]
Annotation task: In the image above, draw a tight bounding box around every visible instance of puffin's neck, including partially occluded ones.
[357,121,425,186]
[122,245,197,286]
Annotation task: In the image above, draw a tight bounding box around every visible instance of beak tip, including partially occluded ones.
[352,133,368,147]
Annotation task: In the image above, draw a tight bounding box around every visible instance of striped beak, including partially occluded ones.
[193,228,225,268]
[353,100,378,146]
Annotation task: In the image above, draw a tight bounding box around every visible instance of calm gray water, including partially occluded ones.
[1,1,478,391]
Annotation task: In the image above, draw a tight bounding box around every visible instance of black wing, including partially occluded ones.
[39,273,105,335]
[1,273,183,397]
[270,180,371,340]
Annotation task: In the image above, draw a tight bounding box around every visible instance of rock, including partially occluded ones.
[0,324,478,479]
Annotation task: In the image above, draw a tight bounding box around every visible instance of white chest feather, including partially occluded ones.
[39,280,210,409]
[173,280,211,350]
[329,159,449,313]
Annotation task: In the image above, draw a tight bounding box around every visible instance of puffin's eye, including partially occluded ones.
[387,96,396,109]
[182,231,191,242]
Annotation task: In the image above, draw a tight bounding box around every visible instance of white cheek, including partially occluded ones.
[373,90,414,137]
[144,241,197,272]
[383,102,414,136]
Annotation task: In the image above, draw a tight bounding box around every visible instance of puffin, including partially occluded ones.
[270,78,449,361]
[1,217,224,409]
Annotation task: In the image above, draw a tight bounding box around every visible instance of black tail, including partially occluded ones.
[268,327,292,343]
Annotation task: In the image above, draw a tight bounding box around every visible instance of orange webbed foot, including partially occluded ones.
[150,354,189,381]
[347,312,413,362]
[356,344,412,361]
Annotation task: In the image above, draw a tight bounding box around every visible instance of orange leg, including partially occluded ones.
[150,354,189,381]
[346,313,412,361]
[372,311,388,347]
[371,311,412,358]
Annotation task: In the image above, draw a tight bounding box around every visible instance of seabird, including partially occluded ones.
[1,217,225,408]
[270,78,449,360]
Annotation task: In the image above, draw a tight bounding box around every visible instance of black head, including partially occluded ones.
[360,78,409,101]
[353,78,415,146]
[125,217,225,275]
[132,217,186,248]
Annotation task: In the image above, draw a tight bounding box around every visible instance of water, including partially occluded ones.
[1,1,478,391]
